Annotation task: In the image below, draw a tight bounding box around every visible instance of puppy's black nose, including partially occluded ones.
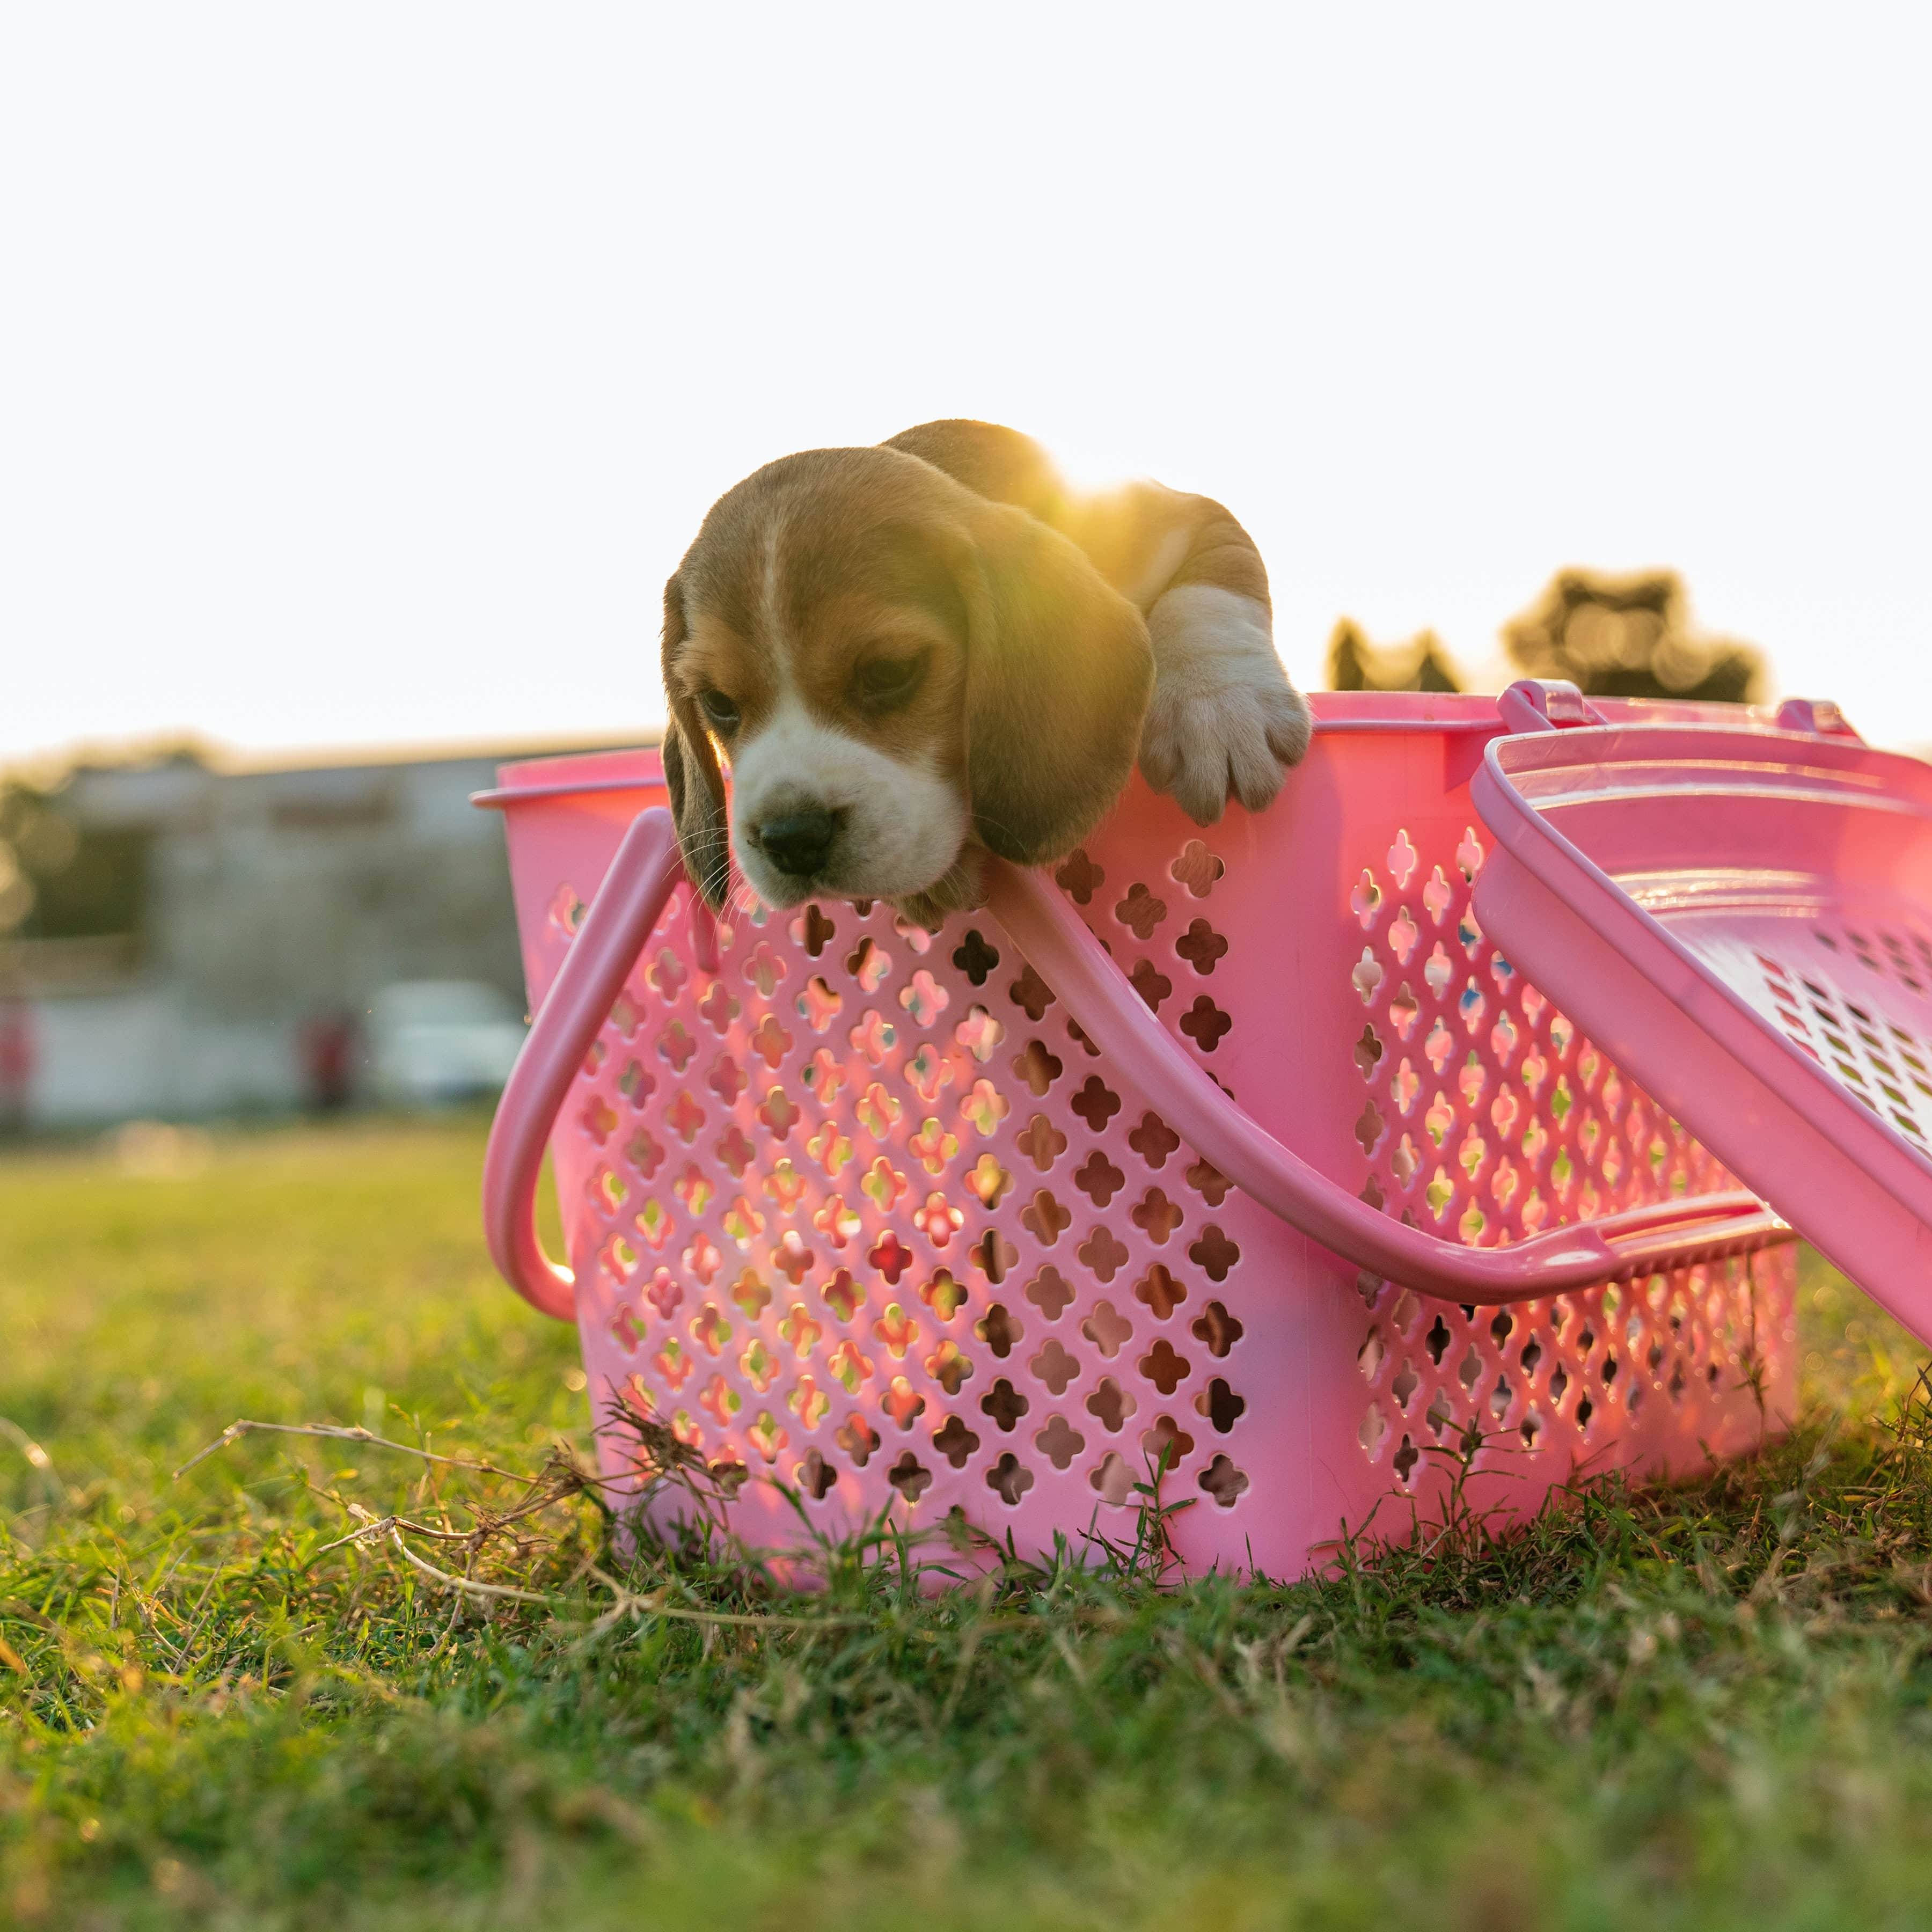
[755,808,839,878]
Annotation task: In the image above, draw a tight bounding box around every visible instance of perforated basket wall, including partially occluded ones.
[495,700,1796,1578]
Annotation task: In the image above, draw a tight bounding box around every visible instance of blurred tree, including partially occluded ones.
[1502,568,1766,703]
[1326,618,1465,692]
[0,782,149,942]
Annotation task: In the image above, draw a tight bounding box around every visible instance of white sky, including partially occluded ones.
[3,5,1928,768]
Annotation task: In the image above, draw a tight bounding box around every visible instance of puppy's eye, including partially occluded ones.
[853,653,927,710]
[697,690,741,731]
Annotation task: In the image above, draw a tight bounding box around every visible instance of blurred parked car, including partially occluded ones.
[369,980,526,1105]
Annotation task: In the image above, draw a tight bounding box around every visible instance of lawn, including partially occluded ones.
[2,1115,1931,1929]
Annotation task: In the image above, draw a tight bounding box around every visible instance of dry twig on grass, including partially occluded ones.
[175,1414,865,1638]
[174,1418,543,1485]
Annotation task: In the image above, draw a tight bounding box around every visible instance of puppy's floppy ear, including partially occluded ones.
[659,573,731,910]
[960,502,1154,865]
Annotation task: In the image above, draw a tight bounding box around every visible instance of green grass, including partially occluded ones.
[3,1116,1931,1929]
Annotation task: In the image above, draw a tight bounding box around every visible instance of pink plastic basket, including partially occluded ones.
[477,690,1799,1578]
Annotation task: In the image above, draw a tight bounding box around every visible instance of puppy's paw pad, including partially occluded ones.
[1260,684,1312,769]
[1140,679,1309,825]
[1139,694,1229,823]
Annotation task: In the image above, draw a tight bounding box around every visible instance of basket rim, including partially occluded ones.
[469,690,1822,813]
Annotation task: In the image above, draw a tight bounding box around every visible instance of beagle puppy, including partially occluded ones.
[660,420,1310,926]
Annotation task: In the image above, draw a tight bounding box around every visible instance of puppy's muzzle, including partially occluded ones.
[750,806,845,880]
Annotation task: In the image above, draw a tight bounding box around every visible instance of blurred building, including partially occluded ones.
[0,742,623,1128]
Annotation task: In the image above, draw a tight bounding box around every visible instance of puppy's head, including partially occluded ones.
[661,447,1152,919]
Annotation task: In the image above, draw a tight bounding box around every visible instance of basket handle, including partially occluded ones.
[983,862,1792,1303]
[483,805,1791,1320]
[482,809,692,1320]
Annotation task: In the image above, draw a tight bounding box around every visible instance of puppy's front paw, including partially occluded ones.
[1138,587,1311,824]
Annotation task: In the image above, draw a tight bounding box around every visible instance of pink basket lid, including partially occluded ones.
[1470,685,1932,1344]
